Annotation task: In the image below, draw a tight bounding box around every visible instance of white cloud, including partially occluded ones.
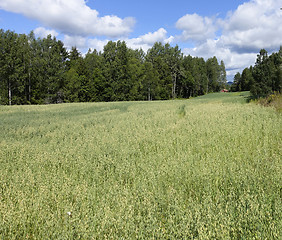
[165,36,175,44]
[178,0,282,80]
[183,40,257,79]
[88,38,109,53]
[176,13,217,42]
[0,0,135,37]
[124,28,174,52]
[65,28,173,55]
[63,35,88,49]
[140,28,168,45]
[220,0,282,52]
[34,27,58,38]
[2,0,279,82]
[125,38,152,52]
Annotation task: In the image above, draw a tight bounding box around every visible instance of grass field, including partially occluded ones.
[0,92,281,239]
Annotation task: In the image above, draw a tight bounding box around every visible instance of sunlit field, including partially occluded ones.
[0,92,281,239]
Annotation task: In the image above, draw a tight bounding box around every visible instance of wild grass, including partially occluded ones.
[0,92,281,239]
[254,92,282,112]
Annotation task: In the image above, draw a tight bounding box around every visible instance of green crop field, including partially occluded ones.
[0,92,281,239]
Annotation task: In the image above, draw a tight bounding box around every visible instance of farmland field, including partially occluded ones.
[0,92,281,239]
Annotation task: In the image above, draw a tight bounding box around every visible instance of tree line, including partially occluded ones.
[231,48,282,96]
[0,29,227,105]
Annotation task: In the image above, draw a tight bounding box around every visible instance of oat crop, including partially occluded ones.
[0,92,281,239]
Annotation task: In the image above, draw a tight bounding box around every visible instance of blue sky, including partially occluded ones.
[0,0,281,80]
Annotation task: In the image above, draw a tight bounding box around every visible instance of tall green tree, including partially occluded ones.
[206,56,220,92]
[64,47,91,102]
[163,43,182,98]
[0,30,19,105]
[84,49,105,102]
[241,67,254,91]
[30,35,68,103]
[231,72,242,92]
[179,69,195,98]
[251,49,276,96]
[219,60,227,89]
[146,42,171,99]
[102,40,131,101]
[127,48,145,100]
[181,56,208,96]
[0,29,231,104]
[142,62,160,101]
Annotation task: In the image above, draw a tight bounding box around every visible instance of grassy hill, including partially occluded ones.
[0,92,281,239]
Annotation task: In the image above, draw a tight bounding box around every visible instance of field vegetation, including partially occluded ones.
[254,92,282,112]
[0,92,281,239]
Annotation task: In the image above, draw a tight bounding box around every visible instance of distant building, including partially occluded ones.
[221,89,229,92]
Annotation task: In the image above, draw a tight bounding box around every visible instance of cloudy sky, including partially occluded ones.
[0,0,281,80]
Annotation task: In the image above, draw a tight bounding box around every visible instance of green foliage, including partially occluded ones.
[254,92,282,112]
[206,56,221,92]
[232,48,282,98]
[177,104,186,117]
[0,29,228,105]
[0,93,281,238]
[231,72,242,92]
[181,56,210,97]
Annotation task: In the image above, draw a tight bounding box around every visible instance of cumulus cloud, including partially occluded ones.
[0,0,135,37]
[140,28,169,45]
[34,27,59,38]
[63,35,88,49]
[176,13,217,42]
[219,0,282,53]
[67,28,173,54]
[88,38,110,52]
[183,40,257,79]
[124,28,174,52]
[178,0,282,79]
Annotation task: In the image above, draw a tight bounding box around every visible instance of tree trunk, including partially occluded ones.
[8,81,12,105]
[172,73,177,99]
[28,71,31,102]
